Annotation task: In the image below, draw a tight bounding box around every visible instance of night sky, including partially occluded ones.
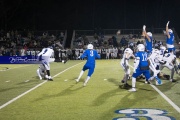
[1,0,180,34]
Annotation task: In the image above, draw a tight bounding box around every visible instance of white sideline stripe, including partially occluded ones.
[0,62,83,110]
[151,84,180,113]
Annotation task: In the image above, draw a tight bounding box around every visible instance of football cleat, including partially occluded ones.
[83,81,88,87]
[48,76,53,81]
[48,78,53,81]
[75,79,79,83]
[155,76,162,85]
[128,88,136,92]
[145,81,151,84]
[170,79,176,82]
[83,82,87,87]
[156,81,162,85]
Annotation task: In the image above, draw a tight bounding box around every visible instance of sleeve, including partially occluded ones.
[38,48,45,56]
[96,51,101,59]
[134,57,140,70]
[80,50,87,59]
[124,53,130,66]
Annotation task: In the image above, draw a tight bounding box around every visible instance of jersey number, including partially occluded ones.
[43,49,48,54]
[90,50,94,57]
[142,53,148,61]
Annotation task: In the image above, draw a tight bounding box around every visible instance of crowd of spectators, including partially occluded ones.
[1,29,180,60]
[0,29,65,56]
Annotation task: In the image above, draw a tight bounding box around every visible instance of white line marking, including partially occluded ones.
[0,62,83,110]
[151,84,180,113]
[25,80,30,82]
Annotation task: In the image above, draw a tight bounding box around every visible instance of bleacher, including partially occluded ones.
[71,28,180,49]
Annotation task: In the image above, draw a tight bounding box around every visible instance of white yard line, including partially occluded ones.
[150,84,180,113]
[0,62,83,110]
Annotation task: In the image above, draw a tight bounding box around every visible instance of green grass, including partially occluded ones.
[0,60,180,120]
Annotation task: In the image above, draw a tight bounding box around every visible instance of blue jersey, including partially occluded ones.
[80,49,100,66]
[132,51,151,80]
[166,33,174,45]
[135,51,149,70]
[145,37,153,52]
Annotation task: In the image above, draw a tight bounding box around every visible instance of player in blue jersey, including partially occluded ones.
[142,25,153,54]
[76,44,100,86]
[165,21,175,53]
[129,44,153,92]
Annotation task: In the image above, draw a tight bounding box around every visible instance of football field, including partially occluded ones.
[0,60,180,120]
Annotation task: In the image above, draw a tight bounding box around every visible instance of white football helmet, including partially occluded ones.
[168,29,173,33]
[137,44,145,51]
[147,32,152,37]
[87,44,93,49]
[124,48,133,54]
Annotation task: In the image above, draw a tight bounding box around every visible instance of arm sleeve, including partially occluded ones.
[134,57,140,69]
[96,51,101,59]
[80,51,87,58]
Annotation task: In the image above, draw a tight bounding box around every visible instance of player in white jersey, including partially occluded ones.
[38,46,54,81]
[120,48,135,88]
[159,49,176,82]
[148,48,162,85]
[37,57,55,80]
[151,46,170,80]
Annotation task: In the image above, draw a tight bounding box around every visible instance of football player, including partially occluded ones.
[142,25,153,54]
[165,21,175,53]
[120,48,135,88]
[38,46,54,81]
[37,57,55,80]
[159,49,176,82]
[129,44,153,92]
[148,48,162,85]
[76,44,100,86]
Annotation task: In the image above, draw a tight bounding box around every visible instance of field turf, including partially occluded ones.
[0,60,180,120]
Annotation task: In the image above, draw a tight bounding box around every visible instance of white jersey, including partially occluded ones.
[41,48,54,58]
[120,48,133,66]
[159,46,166,60]
[38,48,54,70]
[148,49,160,64]
[163,52,176,64]
[120,48,133,74]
